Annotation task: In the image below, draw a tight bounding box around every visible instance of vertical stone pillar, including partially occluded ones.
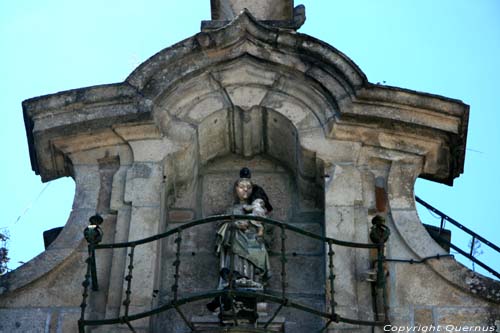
[118,141,166,331]
[324,163,363,326]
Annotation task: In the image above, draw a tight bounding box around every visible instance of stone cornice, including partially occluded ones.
[23,10,468,185]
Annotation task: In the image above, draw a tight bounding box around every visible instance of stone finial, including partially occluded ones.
[204,0,306,30]
[211,0,294,21]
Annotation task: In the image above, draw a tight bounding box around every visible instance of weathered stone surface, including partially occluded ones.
[104,208,133,318]
[265,111,298,173]
[128,138,179,162]
[204,154,284,173]
[161,253,219,295]
[211,0,293,21]
[393,263,488,308]
[226,86,268,110]
[72,164,100,210]
[124,163,163,206]
[198,110,231,163]
[0,250,86,307]
[110,166,130,212]
[436,307,497,326]
[0,308,50,333]
[164,222,217,253]
[282,223,323,254]
[168,209,195,222]
[391,209,446,258]
[386,307,412,328]
[414,307,434,326]
[268,255,324,294]
[233,106,265,156]
[276,296,325,333]
[325,164,363,207]
[56,309,80,333]
[48,208,96,250]
[388,161,421,210]
[201,173,235,216]
[69,144,133,166]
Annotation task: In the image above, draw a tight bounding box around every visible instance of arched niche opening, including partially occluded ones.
[162,107,325,222]
[155,107,327,331]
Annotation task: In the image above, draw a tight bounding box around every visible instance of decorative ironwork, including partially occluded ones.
[78,214,388,332]
[416,196,500,279]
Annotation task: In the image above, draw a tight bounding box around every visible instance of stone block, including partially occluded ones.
[184,93,227,124]
[159,73,220,120]
[267,255,324,294]
[129,206,161,240]
[226,86,268,110]
[128,138,178,162]
[72,165,100,210]
[168,209,195,222]
[388,162,420,210]
[56,309,80,333]
[48,208,94,250]
[110,166,129,211]
[164,119,197,144]
[436,307,495,326]
[274,296,326,333]
[414,307,434,326]
[211,56,277,87]
[262,91,313,130]
[69,144,133,166]
[297,176,323,212]
[233,106,265,156]
[163,222,218,253]
[124,163,163,206]
[391,209,446,259]
[211,0,293,21]
[201,174,235,216]
[265,110,297,172]
[161,253,219,295]
[0,248,85,306]
[198,110,231,164]
[203,154,283,173]
[325,164,362,207]
[0,308,50,333]
[300,134,361,165]
[281,223,324,255]
[325,206,355,240]
[393,263,466,307]
[386,307,412,328]
[268,74,332,130]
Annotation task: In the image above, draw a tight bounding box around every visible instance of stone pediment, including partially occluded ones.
[24,9,467,185]
[7,4,500,332]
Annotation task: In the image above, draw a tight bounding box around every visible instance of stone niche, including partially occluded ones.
[156,121,326,332]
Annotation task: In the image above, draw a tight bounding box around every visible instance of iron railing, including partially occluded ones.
[416,196,500,280]
[78,215,389,333]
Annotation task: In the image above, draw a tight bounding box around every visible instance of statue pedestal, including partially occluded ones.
[192,306,285,332]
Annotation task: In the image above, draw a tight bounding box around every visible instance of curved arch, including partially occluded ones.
[152,55,339,139]
[387,158,500,304]
[127,11,366,98]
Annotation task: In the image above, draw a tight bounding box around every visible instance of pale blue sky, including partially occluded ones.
[1,1,499,278]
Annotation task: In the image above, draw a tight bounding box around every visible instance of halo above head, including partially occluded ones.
[239,167,251,179]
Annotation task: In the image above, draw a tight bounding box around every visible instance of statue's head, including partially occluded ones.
[235,167,253,202]
[235,179,252,202]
